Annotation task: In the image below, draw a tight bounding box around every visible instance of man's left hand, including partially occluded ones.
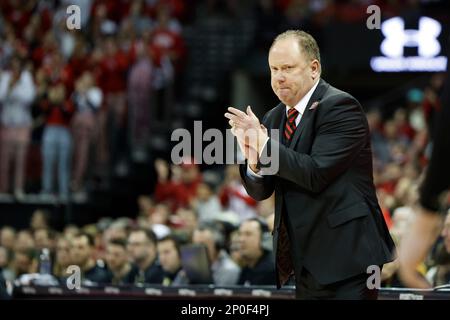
[225,106,268,154]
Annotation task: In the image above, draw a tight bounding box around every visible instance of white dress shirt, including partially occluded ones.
[247,79,320,178]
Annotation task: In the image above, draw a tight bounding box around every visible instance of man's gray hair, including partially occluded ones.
[271,30,321,65]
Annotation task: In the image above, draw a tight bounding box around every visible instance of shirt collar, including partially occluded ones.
[285,79,320,116]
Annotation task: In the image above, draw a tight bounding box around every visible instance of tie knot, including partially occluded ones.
[287,108,299,122]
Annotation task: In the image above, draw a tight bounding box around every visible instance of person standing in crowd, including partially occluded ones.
[71,71,103,196]
[39,82,74,201]
[0,55,36,198]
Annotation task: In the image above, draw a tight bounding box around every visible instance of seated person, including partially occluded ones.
[157,235,189,286]
[105,239,134,285]
[192,223,241,286]
[70,232,110,284]
[237,219,276,286]
[127,228,164,284]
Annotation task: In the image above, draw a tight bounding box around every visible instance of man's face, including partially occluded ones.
[14,252,32,275]
[15,231,34,251]
[157,240,180,274]
[127,232,155,264]
[238,221,262,259]
[269,37,317,107]
[71,236,92,267]
[441,213,450,253]
[0,228,15,250]
[106,244,128,271]
[56,239,71,268]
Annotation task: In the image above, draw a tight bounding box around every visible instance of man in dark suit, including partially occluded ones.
[225,30,395,299]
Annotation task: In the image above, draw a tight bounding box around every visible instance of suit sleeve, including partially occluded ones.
[262,97,367,193]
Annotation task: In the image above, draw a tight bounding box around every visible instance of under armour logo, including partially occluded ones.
[381,17,441,58]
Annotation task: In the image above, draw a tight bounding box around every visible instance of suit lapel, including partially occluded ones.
[288,79,329,149]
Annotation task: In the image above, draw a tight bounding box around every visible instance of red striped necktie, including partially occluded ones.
[284,108,299,141]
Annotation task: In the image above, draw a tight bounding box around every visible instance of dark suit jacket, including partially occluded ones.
[240,79,395,288]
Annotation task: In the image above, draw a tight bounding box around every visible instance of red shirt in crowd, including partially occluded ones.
[154,176,202,212]
[40,100,75,127]
[150,28,185,70]
[96,50,129,94]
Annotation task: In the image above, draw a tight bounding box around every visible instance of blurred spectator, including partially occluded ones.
[192,223,241,286]
[191,181,222,224]
[0,226,16,255]
[70,71,103,195]
[367,109,390,167]
[70,232,110,284]
[147,204,172,239]
[30,209,50,231]
[12,249,37,278]
[157,234,189,286]
[229,230,243,267]
[95,36,130,178]
[172,207,199,243]
[63,224,80,240]
[39,83,75,201]
[0,268,8,300]
[0,55,36,197]
[103,221,128,244]
[237,219,275,286]
[128,0,154,36]
[33,228,55,252]
[127,40,153,162]
[137,195,154,217]
[127,228,164,284]
[154,158,202,211]
[53,237,72,279]
[15,230,35,252]
[150,3,185,75]
[219,164,258,222]
[105,238,133,285]
[406,88,426,133]
[0,246,14,282]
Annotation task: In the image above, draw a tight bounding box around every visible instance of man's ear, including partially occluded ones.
[311,59,320,80]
